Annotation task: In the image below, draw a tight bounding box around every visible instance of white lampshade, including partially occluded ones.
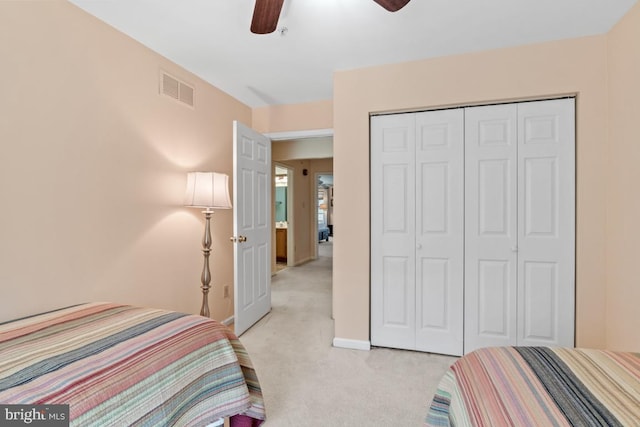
[184,172,232,209]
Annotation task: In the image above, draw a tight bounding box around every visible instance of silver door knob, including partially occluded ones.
[230,236,247,243]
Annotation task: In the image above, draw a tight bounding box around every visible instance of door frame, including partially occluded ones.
[266,128,333,140]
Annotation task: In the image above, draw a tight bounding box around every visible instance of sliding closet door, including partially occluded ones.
[517,98,575,347]
[464,104,519,351]
[414,109,464,355]
[371,113,416,350]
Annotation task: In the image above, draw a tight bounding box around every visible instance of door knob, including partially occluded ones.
[230,236,247,243]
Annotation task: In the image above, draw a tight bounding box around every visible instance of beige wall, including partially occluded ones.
[606,2,640,352]
[272,137,333,160]
[0,1,251,322]
[333,35,611,349]
[253,100,333,134]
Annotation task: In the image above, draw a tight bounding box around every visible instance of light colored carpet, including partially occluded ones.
[239,239,458,426]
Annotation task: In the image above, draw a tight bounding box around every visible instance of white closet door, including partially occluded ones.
[372,98,575,356]
[465,104,519,352]
[371,113,417,350]
[517,98,575,347]
[414,109,464,355]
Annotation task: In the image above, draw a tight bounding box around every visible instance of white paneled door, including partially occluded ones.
[464,98,575,353]
[233,121,271,336]
[371,98,575,356]
[371,109,465,356]
[464,104,519,350]
[371,113,416,350]
[516,99,575,348]
[414,110,465,355]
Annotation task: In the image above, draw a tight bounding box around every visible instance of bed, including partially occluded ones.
[425,346,639,426]
[0,302,266,426]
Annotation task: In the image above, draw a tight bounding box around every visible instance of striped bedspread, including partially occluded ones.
[0,302,266,426]
[425,347,639,426]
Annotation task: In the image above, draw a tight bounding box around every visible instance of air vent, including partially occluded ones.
[160,71,194,107]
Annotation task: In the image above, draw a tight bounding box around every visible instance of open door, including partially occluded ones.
[232,121,272,336]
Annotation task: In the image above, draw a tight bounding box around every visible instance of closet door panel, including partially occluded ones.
[415,109,464,356]
[517,98,575,347]
[371,114,416,350]
[522,261,558,340]
[421,162,448,233]
[478,159,511,235]
[524,157,558,236]
[477,259,511,337]
[465,104,518,353]
[382,164,410,232]
[382,256,411,326]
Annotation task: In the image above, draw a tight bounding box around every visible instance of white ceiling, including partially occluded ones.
[69,0,637,108]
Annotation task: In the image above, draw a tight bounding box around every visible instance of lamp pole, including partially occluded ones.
[200,209,213,317]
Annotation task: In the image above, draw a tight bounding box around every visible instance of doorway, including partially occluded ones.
[316,173,333,257]
[274,164,293,272]
[269,129,333,268]
[270,135,334,319]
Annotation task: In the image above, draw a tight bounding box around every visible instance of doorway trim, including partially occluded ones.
[266,128,333,141]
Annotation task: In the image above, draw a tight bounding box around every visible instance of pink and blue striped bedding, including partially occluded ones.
[0,302,266,426]
[426,347,639,426]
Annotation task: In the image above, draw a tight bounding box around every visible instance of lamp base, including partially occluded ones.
[200,285,210,318]
[199,210,213,317]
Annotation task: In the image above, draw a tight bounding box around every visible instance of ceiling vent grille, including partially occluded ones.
[160,71,194,107]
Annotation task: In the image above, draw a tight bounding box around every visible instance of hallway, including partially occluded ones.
[239,239,456,426]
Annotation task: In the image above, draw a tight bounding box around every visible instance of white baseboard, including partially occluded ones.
[332,337,371,351]
[221,315,234,327]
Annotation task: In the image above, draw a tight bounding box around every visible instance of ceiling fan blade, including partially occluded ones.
[373,0,411,12]
[251,0,285,34]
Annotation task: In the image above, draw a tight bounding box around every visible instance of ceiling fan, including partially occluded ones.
[250,0,411,34]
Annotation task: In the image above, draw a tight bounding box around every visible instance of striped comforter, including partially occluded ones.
[0,302,266,426]
[425,347,639,426]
